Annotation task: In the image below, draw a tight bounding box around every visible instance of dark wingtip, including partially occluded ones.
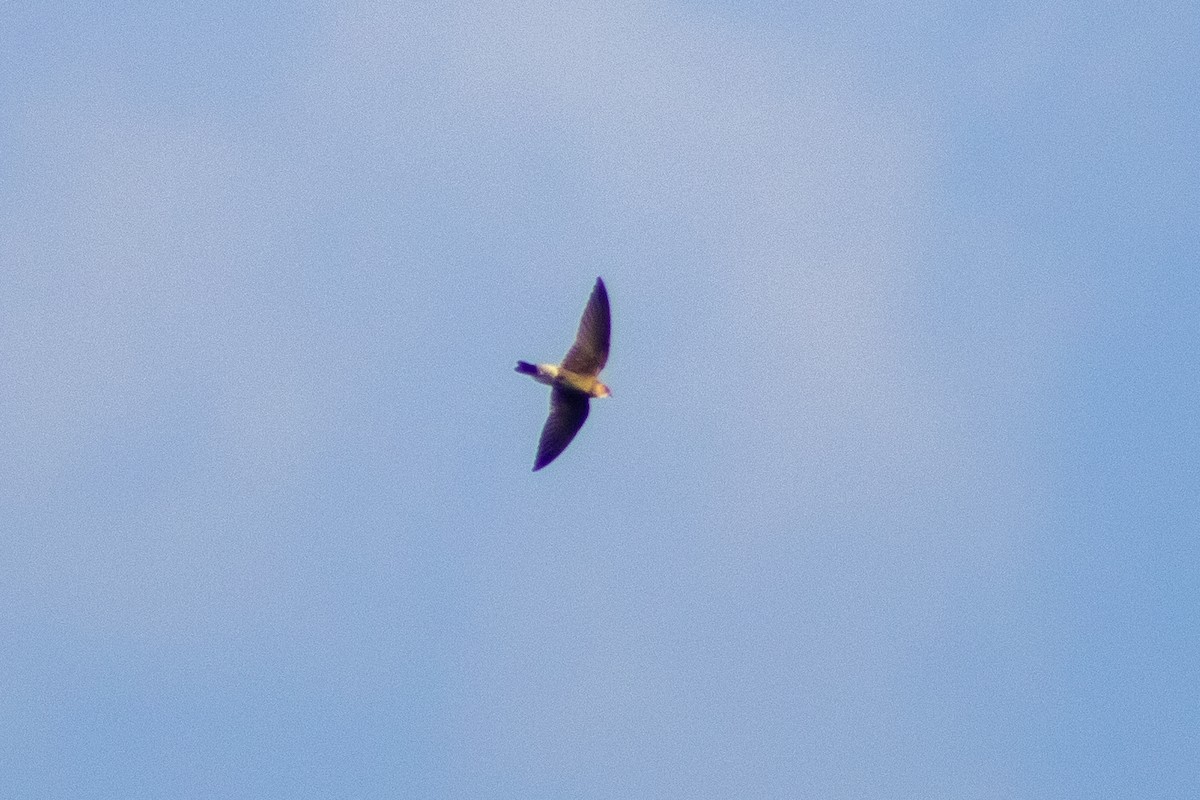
[533,450,559,471]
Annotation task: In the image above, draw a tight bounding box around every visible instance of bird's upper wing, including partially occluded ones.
[533,387,590,471]
[561,277,610,376]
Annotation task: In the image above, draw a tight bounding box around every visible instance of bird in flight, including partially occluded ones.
[516,277,612,471]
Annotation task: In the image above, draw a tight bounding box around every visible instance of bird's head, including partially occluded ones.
[595,382,612,399]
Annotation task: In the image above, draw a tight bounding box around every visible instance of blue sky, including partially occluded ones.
[1,2,1196,797]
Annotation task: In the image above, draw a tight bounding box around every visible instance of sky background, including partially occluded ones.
[2,1,1197,797]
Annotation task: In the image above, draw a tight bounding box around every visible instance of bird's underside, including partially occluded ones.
[516,277,611,471]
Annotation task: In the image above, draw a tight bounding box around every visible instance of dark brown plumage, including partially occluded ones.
[516,277,612,471]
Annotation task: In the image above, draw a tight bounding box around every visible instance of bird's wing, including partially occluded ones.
[534,387,590,471]
[561,277,610,376]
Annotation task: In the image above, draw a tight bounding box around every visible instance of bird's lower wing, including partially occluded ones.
[534,387,590,471]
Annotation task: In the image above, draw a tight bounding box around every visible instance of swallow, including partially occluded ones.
[516,277,612,471]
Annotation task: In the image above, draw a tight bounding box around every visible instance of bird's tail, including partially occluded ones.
[515,361,538,376]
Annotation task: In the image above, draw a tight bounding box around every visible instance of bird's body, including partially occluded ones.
[516,277,612,471]
[514,362,610,398]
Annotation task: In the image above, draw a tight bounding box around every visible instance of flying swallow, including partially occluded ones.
[516,277,612,471]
